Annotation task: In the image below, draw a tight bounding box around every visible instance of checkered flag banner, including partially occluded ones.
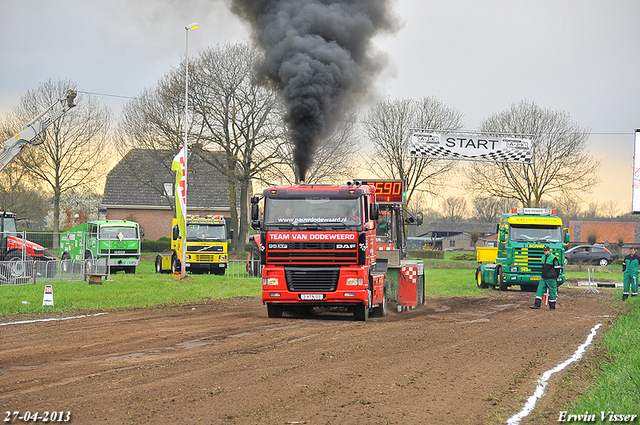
[409,130,533,163]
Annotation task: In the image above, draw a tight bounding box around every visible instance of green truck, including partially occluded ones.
[59,220,142,274]
[476,208,570,291]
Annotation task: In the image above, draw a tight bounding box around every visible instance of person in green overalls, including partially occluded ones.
[531,246,561,310]
[622,247,640,301]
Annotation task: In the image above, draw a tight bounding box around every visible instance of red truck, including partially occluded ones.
[1,210,56,280]
[250,181,390,321]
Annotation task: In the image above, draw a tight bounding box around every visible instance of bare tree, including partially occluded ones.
[116,69,188,211]
[441,196,467,222]
[471,196,511,222]
[556,192,584,222]
[5,79,111,233]
[365,97,463,205]
[465,100,600,207]
[191,42,284,250]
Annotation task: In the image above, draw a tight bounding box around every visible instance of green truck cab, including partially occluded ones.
[476,208,569,291]
[59,220,142,274]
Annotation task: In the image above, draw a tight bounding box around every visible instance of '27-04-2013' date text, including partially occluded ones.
[4,411,71,422]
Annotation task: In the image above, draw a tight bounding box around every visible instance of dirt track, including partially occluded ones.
[0,286,623,424]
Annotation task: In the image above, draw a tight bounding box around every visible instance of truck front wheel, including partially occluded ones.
[354,303,369,321]
[171,255,181,274]
[498,268,507,291]
[6,251,32,279]
[476,267,488,289]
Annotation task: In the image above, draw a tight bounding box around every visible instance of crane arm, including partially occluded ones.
[0,90,77,172]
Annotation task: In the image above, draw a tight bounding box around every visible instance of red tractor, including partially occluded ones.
[0,210,55,280]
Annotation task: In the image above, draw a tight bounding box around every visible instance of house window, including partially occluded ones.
[164,183,174,197]
[449,240,455,247]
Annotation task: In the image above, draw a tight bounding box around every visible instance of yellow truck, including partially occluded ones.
[155,215,233,275]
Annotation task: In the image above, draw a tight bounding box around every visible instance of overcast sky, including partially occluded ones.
[1,0,638,211]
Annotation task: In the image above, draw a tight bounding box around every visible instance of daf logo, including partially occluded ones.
[336,243,356,249]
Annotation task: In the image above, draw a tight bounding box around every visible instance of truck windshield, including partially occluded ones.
[1,217,17,236]
[99,226,138,240]
[264,197,361,229]
[510,225,562,242]
[186,224,226,241]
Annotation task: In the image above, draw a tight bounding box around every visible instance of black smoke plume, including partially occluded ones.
[229,0,398,182]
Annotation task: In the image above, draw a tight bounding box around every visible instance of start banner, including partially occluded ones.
[409,130,533,163]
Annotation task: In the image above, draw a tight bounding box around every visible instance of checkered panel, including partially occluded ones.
[409,143,532,163]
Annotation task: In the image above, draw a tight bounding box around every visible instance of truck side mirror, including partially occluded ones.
[370,203,379,221]
[229,228,234,240]
[251,203,259,221]
[172,225,180,240]
[499,231,507,243]
[564,230,570,244]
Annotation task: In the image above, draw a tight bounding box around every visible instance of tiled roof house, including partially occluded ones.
[102,149,242,240]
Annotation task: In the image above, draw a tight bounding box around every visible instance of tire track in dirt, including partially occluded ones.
[0,287,622,424]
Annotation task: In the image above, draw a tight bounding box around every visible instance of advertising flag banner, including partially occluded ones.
[633,130,640,214]
[409,130,533,163]
[172,146,187,240]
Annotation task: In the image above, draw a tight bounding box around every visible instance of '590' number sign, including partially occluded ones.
[364,180,405,204]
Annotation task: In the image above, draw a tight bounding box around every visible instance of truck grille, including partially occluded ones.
[99,249,138,258]
[514,247,546,273]
[267,242,358,265]
[285,267,339,292]
[187,245,223,252]
[192,254,221,262]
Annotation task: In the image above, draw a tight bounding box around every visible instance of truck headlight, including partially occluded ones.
[345,278,363,286]
[220,255,227,260]
[510,266,518,272]
[263,277,278,286]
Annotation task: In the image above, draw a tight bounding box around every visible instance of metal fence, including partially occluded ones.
[227,259,262,279]
[0,258,112,286]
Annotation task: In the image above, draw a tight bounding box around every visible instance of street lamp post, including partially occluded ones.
[181,22,198,278]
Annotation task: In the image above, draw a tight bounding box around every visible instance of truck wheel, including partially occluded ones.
[476,267,488,289]
[61,253,71,273]
[498,267,507,291]
[250,243,261,276]
[171,255,181,273]
[155,256,162,273]
[267,304,282,318]
[371,287,388,317]
[354,303,369,321]
[6,251,33,279]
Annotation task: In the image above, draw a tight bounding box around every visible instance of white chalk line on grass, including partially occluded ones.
[0,312,107,326]
[507,323,602,425]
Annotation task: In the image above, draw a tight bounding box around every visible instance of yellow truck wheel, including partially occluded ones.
[476,267,488,289]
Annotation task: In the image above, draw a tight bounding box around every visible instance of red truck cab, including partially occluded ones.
[251,182,388,321]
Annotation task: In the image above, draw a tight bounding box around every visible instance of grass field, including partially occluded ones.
[1,255,638,418]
